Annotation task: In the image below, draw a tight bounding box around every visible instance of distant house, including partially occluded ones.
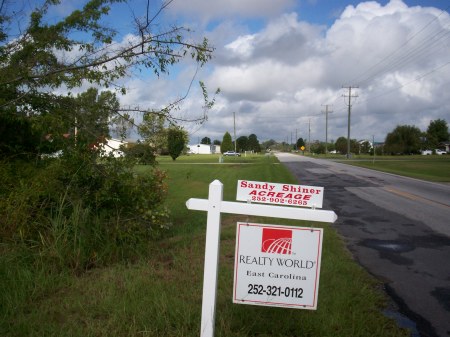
[187,144,220,154]
[438,142,450,153]
[99,138,127,157]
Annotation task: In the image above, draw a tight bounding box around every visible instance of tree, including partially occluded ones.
[124,142,155,165]
[0,0,216,266]
[335,137,358,154]
[0,0,215,157]
[384,125,422,154]
[311,141,325,154]
[248,134,261,152]
[138,113,168,154]
[201,137,211,145]
[213,139,221,145]
[262,139,276,151]
[359,140,372,154]
[426,119,449,148]
[0,113,40,156]
[335,137,348,154]
[167,127,187,161]
[296,138,306,150]
[221,132,233,153]
[74,88,119,145]
[236,136,248,152]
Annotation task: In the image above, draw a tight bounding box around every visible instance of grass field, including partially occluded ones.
[1,154,411,337]
[331,155,450,182]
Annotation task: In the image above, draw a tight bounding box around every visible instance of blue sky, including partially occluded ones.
[9,0,450,144]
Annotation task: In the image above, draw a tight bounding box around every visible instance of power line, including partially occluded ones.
[319,5,450,112]
[355,59,450,106]
[349,4,450,87]
[358,27,450,88]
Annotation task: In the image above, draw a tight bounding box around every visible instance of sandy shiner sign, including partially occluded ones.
[233,222,323,310]
[237,180,324,208]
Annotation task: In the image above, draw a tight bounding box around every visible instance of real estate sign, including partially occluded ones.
[236,180,324,208]
[233,222,323,310]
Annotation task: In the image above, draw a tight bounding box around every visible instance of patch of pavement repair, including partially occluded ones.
[305,168,334,174]
[361,239,415,253]
[360,239,416,266]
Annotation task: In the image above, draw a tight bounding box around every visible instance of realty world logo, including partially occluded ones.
[261,228,292,255]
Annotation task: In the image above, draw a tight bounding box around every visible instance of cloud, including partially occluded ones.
[222,13,325,65]
[168,0,296,23]
[191,0,450,143]
[113,1,449,144]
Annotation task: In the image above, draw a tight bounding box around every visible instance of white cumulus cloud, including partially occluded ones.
[121,1,450,145]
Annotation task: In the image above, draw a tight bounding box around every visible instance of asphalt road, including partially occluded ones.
[275,153,450,337]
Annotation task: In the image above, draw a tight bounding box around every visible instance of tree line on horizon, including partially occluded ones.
[200,119,448,155]
[198,132,262,153]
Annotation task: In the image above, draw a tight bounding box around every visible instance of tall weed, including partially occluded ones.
[0,243,67,327]
[1,150,170,252]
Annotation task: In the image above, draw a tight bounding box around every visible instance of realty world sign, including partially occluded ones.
[237,180,324,208]
[233,222,323,310]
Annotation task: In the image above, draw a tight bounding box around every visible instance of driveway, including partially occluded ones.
[276,153,450,337]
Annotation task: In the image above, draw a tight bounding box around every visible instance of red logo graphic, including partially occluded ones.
[261,228,292,254]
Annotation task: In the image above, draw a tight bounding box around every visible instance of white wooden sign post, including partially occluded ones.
[186,180,337,337]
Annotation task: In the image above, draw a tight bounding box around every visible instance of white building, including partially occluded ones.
[188,144,220,154]
[100,138,127,157]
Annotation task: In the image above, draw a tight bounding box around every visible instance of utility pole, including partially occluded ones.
[308,118,311,154]
[233,112,236,153]
[342,86,358,159]
[295,129,298,150]
[372,135,375,164]
[321,104,333,154]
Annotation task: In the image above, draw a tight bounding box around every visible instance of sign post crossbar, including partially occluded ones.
[186,180,338,337]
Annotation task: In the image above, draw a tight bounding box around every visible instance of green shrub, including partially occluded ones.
[0,148,170,272]
[124,143,156,165]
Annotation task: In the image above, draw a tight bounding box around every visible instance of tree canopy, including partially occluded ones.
[384,125,422,154]
[138,113,167,154]
[426,119,449,148]
[0,0,216,270]
[334,137,358,154]
[0,0,215,158]
[296,138,305,149]
[221,132,233,153]
[201,137,211,145]
[236,136,248,152]
[247,134,261,152]
[167,127,188,160]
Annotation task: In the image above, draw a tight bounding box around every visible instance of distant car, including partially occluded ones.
[223,151,241,156]
[421,150,432,155]
[435,149,447,155]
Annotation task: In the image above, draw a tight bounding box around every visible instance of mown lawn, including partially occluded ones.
[1,154,410,337]
[333,155,450,182]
